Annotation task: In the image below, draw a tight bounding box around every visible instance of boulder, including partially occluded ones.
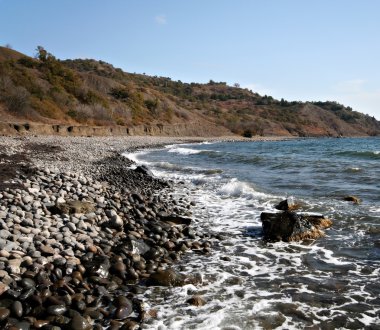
[260,211,331,242]
[134,165,154,177]
[275,197,300,211]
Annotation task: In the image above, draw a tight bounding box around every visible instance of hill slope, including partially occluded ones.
[0,46,379,136]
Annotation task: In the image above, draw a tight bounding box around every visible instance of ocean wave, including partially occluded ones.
[218,178,270,199]
[335,150,380,159]
[167,147,203,155]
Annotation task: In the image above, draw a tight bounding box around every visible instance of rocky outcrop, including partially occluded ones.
[261,211,332,242]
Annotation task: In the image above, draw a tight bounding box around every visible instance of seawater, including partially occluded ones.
[126,137,380,329]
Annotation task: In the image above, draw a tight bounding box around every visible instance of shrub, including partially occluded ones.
[242,129,253,138]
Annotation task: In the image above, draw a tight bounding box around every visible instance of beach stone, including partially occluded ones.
[69,313,92,330]
[7,259,22,274]
[0,282,9,295]
[47,304,67,316]
[126,238,151,255]
[11,300,23,317]
[0,307,10,320]
[0,249,10,258]
[66,222,77,232]
[40,244,55,255]
[159,213,192,226]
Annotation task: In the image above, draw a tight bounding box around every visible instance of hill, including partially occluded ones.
[0,46,379,137]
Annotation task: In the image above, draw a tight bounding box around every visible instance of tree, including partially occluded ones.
[234,83,240,88]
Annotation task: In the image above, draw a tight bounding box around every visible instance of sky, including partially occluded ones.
[1,0,380,119]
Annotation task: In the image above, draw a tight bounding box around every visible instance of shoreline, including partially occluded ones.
[1,134,289,329]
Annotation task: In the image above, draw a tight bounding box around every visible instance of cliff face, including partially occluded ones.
[0,46,379,137]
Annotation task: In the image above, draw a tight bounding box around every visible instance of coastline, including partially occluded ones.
[0,134,287,329]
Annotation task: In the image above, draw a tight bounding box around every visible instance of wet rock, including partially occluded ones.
[260,211,329,241]
[11,300,23,317]
[0,307,10,320]
[186,295,206,306]
[47,304,67,316]
[275,197,300,211]
[83,255,111,278]
[343,195,361,204]
[68,314,92,330]
[134,165,154,177]
[159,213,192,226]
[125,238,151,255]
[147,269,201,287]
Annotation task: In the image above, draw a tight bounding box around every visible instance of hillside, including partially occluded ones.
[1,46,379,137]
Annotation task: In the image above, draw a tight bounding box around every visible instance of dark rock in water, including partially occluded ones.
[260,211,330,241]
[186,295,206,306]
[147,269,201,287]
[343,195,361,204]
[159,213,192,226]
[275,197,300,211]
[134,165,154,177]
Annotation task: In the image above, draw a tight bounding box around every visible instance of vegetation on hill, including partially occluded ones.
[0,45,379,136]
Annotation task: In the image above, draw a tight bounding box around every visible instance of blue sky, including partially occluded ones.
[1,0,379,119]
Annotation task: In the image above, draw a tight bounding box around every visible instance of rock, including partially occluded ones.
[7,259,22,274]
[47,304,67,316]
[134,165,154,177]
[260,211,328,241]
[125,238,151,255]
[147,269,201,287]
[343,196,361,204]
[0,282,9,295]
[187,295,206,306]
[110,214,123,228]
[159,214,192,226]
[49,200,95,215]
[0,307,10,321]
[275,197,300,211]
[83,255,111,278]
[40,244,55,255]
[11,300,23,318]
[69,314,92,330]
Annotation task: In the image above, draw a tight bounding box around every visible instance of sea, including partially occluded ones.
[126,137,380,330]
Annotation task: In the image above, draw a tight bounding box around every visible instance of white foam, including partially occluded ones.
[168,147,202,155]
[218,178,271,199]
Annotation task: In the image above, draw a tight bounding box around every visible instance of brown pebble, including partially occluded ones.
[0,307,10,321]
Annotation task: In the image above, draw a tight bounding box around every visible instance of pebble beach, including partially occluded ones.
[0,135,230,329]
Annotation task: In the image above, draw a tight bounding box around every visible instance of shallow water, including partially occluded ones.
[126,137,380,329]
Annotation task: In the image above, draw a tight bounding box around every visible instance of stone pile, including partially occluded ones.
[0,156,208,329]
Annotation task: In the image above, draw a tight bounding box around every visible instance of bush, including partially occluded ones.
[242,129,253,138]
